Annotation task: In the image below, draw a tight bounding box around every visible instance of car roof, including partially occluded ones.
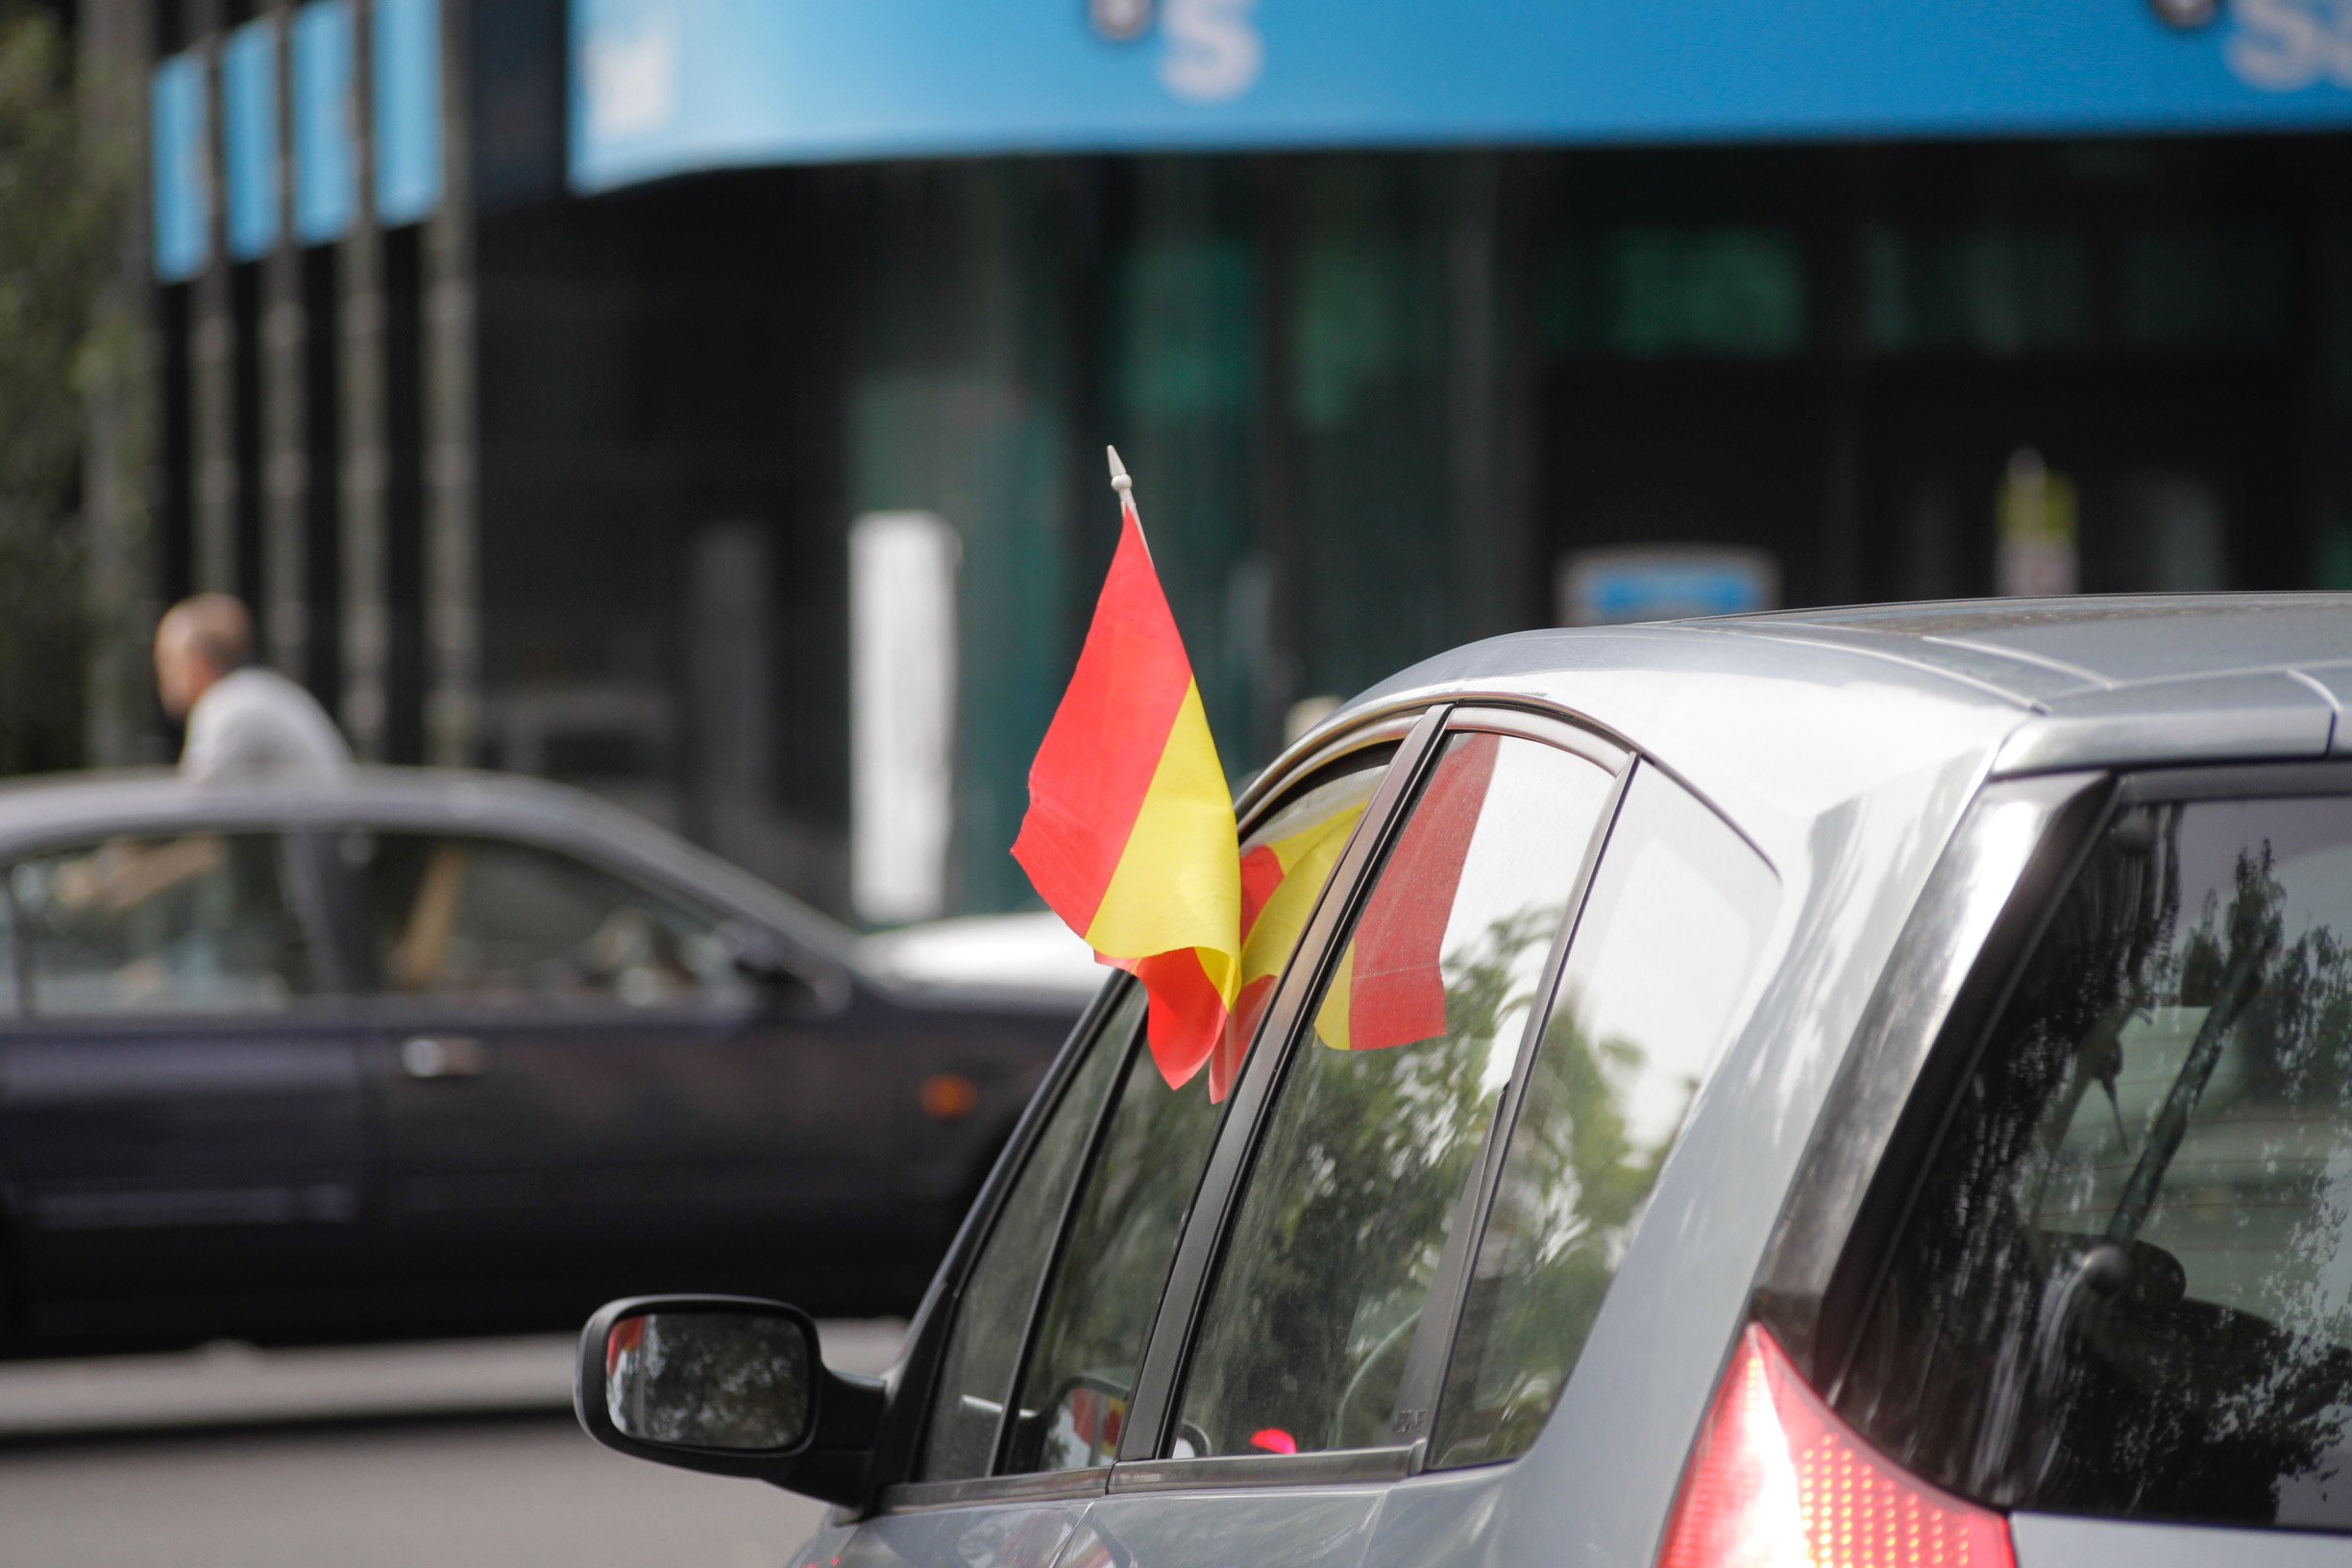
[1307,593,2352,843]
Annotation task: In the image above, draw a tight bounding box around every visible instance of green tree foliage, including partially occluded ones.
[0,8,122,773]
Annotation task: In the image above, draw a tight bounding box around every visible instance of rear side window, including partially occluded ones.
[1433,764,1776,1467]
[1174,733,1619,1458]
[9,833,319,1015]
[1844,791,2352,1531]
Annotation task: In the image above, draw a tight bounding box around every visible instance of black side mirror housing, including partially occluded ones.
[721,925,842,1017]
[576,1295,886,1504]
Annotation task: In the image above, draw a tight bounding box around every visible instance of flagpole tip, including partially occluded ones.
[1106,445,1132,494]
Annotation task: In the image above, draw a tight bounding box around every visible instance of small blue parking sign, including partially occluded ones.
[1558,548,1779,626]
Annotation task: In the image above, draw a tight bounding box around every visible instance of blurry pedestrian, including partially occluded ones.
[155,593,351,782]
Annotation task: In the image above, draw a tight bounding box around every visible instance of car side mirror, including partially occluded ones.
[576,1296,885,1504]
[720,925,833,1017]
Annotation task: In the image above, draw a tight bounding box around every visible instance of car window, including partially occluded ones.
[915,748,1390,1482]
[359,833,749,1008]
[1843,792,2352,1531]
[1173,732,1618,1458]
[1001,1020,1226,1473]
[1433,765,1777,1467]
[918,988,1139,1481]
[9,832,317,1016]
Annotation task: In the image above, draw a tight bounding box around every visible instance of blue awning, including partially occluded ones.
[570,0,2352,194]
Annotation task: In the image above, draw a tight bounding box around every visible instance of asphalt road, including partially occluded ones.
[0,1321,905,1568]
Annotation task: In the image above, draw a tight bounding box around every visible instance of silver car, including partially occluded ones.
[579,595,2352,1568]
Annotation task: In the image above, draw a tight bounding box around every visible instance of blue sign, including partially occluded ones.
[222,20,281,260]
[572,0,2352,193]
[374,0,441,225]
[1560,549,1778,626]
[150,53,208,281]
[292,0,356,244]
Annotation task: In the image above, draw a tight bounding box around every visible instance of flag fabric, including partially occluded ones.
[1206,798,1367,1097]
[1014,457,1241,1091]
[1312,732,1498,1053]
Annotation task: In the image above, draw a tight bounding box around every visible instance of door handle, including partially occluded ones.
[400,1035,486,1080]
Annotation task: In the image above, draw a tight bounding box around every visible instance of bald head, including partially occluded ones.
[155,594,255,720]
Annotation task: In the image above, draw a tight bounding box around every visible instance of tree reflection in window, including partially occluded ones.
[1175,734,1618,1458]
[1845,796,2352,1531]
[1433,766,1777,1468]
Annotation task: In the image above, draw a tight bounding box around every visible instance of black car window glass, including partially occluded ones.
[1844,794,2352,1531]
[1173,733,1616,1458]
[1433,766,1777,1467]
[10,833,314,1015]
[917,987,1138,1482]
[1002,1026,1226,1474]
[360,833,749,1008]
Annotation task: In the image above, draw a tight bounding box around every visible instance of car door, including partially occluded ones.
[349,822,869,1310]
[838,735,1407,1568]
[0,824,368,1339]
[1075,712,1629,1568]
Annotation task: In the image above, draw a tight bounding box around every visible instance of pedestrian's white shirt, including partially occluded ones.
[181,667,353,783]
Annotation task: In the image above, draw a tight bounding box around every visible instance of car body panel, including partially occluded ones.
[838,1501,1085,1568]
[1065,1485,1386,1568]
[0,1014,370,1336]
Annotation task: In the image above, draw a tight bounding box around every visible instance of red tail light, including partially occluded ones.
[1658,1325,2013,1568]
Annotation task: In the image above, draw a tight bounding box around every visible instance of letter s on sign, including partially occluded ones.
[2227,0,2327,88]
[1160,0,1263,104]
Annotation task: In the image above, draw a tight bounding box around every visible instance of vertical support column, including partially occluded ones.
[261,1,309,683]
[341,0,389,759]
[424,0,478,765]
[1446,152,1533,641]
[79,0,159,766]
[188,0,234,595]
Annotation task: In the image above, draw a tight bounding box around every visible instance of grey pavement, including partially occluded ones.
[0,1320,905,1568]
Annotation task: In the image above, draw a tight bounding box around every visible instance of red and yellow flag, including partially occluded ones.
[1014,452,1240,1091]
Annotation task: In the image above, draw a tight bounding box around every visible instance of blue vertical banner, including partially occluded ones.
[150,53,209,281]
[292,0,356,244]
[374,0,443,225]
[221,18,282,260]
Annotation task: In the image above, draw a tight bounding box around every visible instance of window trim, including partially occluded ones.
[878,1464,1113,1514]
[1117,704,1638,1473]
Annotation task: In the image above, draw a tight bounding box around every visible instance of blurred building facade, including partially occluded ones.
[115,0,2352,917]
